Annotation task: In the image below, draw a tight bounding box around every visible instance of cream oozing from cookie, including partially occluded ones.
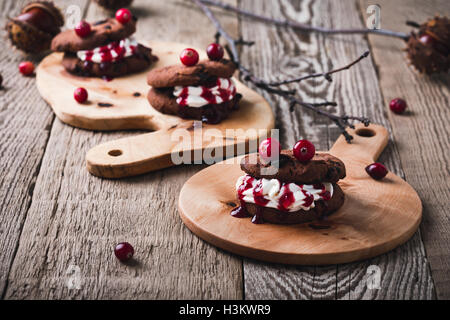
[76,37,138,63]
[236,174,333,212]
[173,78,236,108]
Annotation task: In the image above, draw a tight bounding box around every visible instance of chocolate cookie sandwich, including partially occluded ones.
[51,8,157,78]
[147,44,242,124]
[232,138,346,224]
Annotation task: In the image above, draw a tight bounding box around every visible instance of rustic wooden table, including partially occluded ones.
[0,0,448,300]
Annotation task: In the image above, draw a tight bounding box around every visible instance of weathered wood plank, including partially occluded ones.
[360,0,450,299]
[240,0,435,299]
[0,0,90,298]
[4,0,243,299]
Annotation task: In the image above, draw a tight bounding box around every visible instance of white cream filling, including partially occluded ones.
[173,78,236,108]
[236,175,333,212]
[76,37,138,63]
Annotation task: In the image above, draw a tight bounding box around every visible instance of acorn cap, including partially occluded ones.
[22,1,64,28]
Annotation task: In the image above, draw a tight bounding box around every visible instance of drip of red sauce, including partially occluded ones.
[302,192,314,207]
[177,87,189,106]
[200,87,217,105]
[237,176,254,200]
[313,183,331,201]
[252,180,269,206]
[230,200,250,218]
[251,206,264,224]
[277,186,295,211]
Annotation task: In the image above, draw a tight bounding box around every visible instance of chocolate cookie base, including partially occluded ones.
[242,183,345,224]
[148,87,242,124]
[62,44,157,78]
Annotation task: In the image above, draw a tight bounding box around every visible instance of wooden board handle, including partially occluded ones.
[329,124,388,162]
[86,126,264,178]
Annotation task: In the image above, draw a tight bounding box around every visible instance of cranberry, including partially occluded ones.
[293,139,315,163]
[74,87,88,103]
[180,48,199,66]
[365,162,388,180]
[19,61,34,76]
[75,21,91,38]
[115,8,132,24]
[206,43,224,61]
[114,242,134,262]
[389,98,407,114]
[419,34,435,46]
[258,138,281,163]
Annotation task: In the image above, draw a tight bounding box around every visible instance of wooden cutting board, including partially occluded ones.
[36,40,273,132]
[178,124,422,265]
[36,40,274,178]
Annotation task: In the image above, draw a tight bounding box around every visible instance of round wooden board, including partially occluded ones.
[178,124,422,265]
[36,40,273,132]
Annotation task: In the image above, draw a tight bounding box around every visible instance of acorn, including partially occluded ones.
[6,1,64,54]
[406,16,450,74]
[94,0,133,10]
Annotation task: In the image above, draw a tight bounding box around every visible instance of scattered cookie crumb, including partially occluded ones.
[98,102,113,107]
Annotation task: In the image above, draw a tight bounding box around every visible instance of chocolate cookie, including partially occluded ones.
[240,150,346,184]
[51,17,136,52]
[62,44,157,77]
[147,59,237,88]
[148,87,241,122]
[243,183,345,224]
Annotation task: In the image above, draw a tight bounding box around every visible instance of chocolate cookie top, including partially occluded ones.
[51,17,136,52]
[147,59,237,88]
[240,150,346,184]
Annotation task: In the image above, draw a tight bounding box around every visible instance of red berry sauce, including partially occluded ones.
[232,175,331,224]
[176,78,236,107]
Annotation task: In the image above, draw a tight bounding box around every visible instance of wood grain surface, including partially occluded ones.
[239,0,436,300]
[360,0,450,300]
[180,124,422,265]
[3,0,243,299]
[0,0,446,299]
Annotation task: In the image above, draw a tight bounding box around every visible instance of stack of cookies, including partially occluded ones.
[147,46,242,124]
[51,9,157,78]
[233,139,346,224]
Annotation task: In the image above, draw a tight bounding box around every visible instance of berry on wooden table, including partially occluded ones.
[114,242,134,262]
[389,98,407,114]
[74,87,88,103]
[19,61,34,76]
[365,162,388,180]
